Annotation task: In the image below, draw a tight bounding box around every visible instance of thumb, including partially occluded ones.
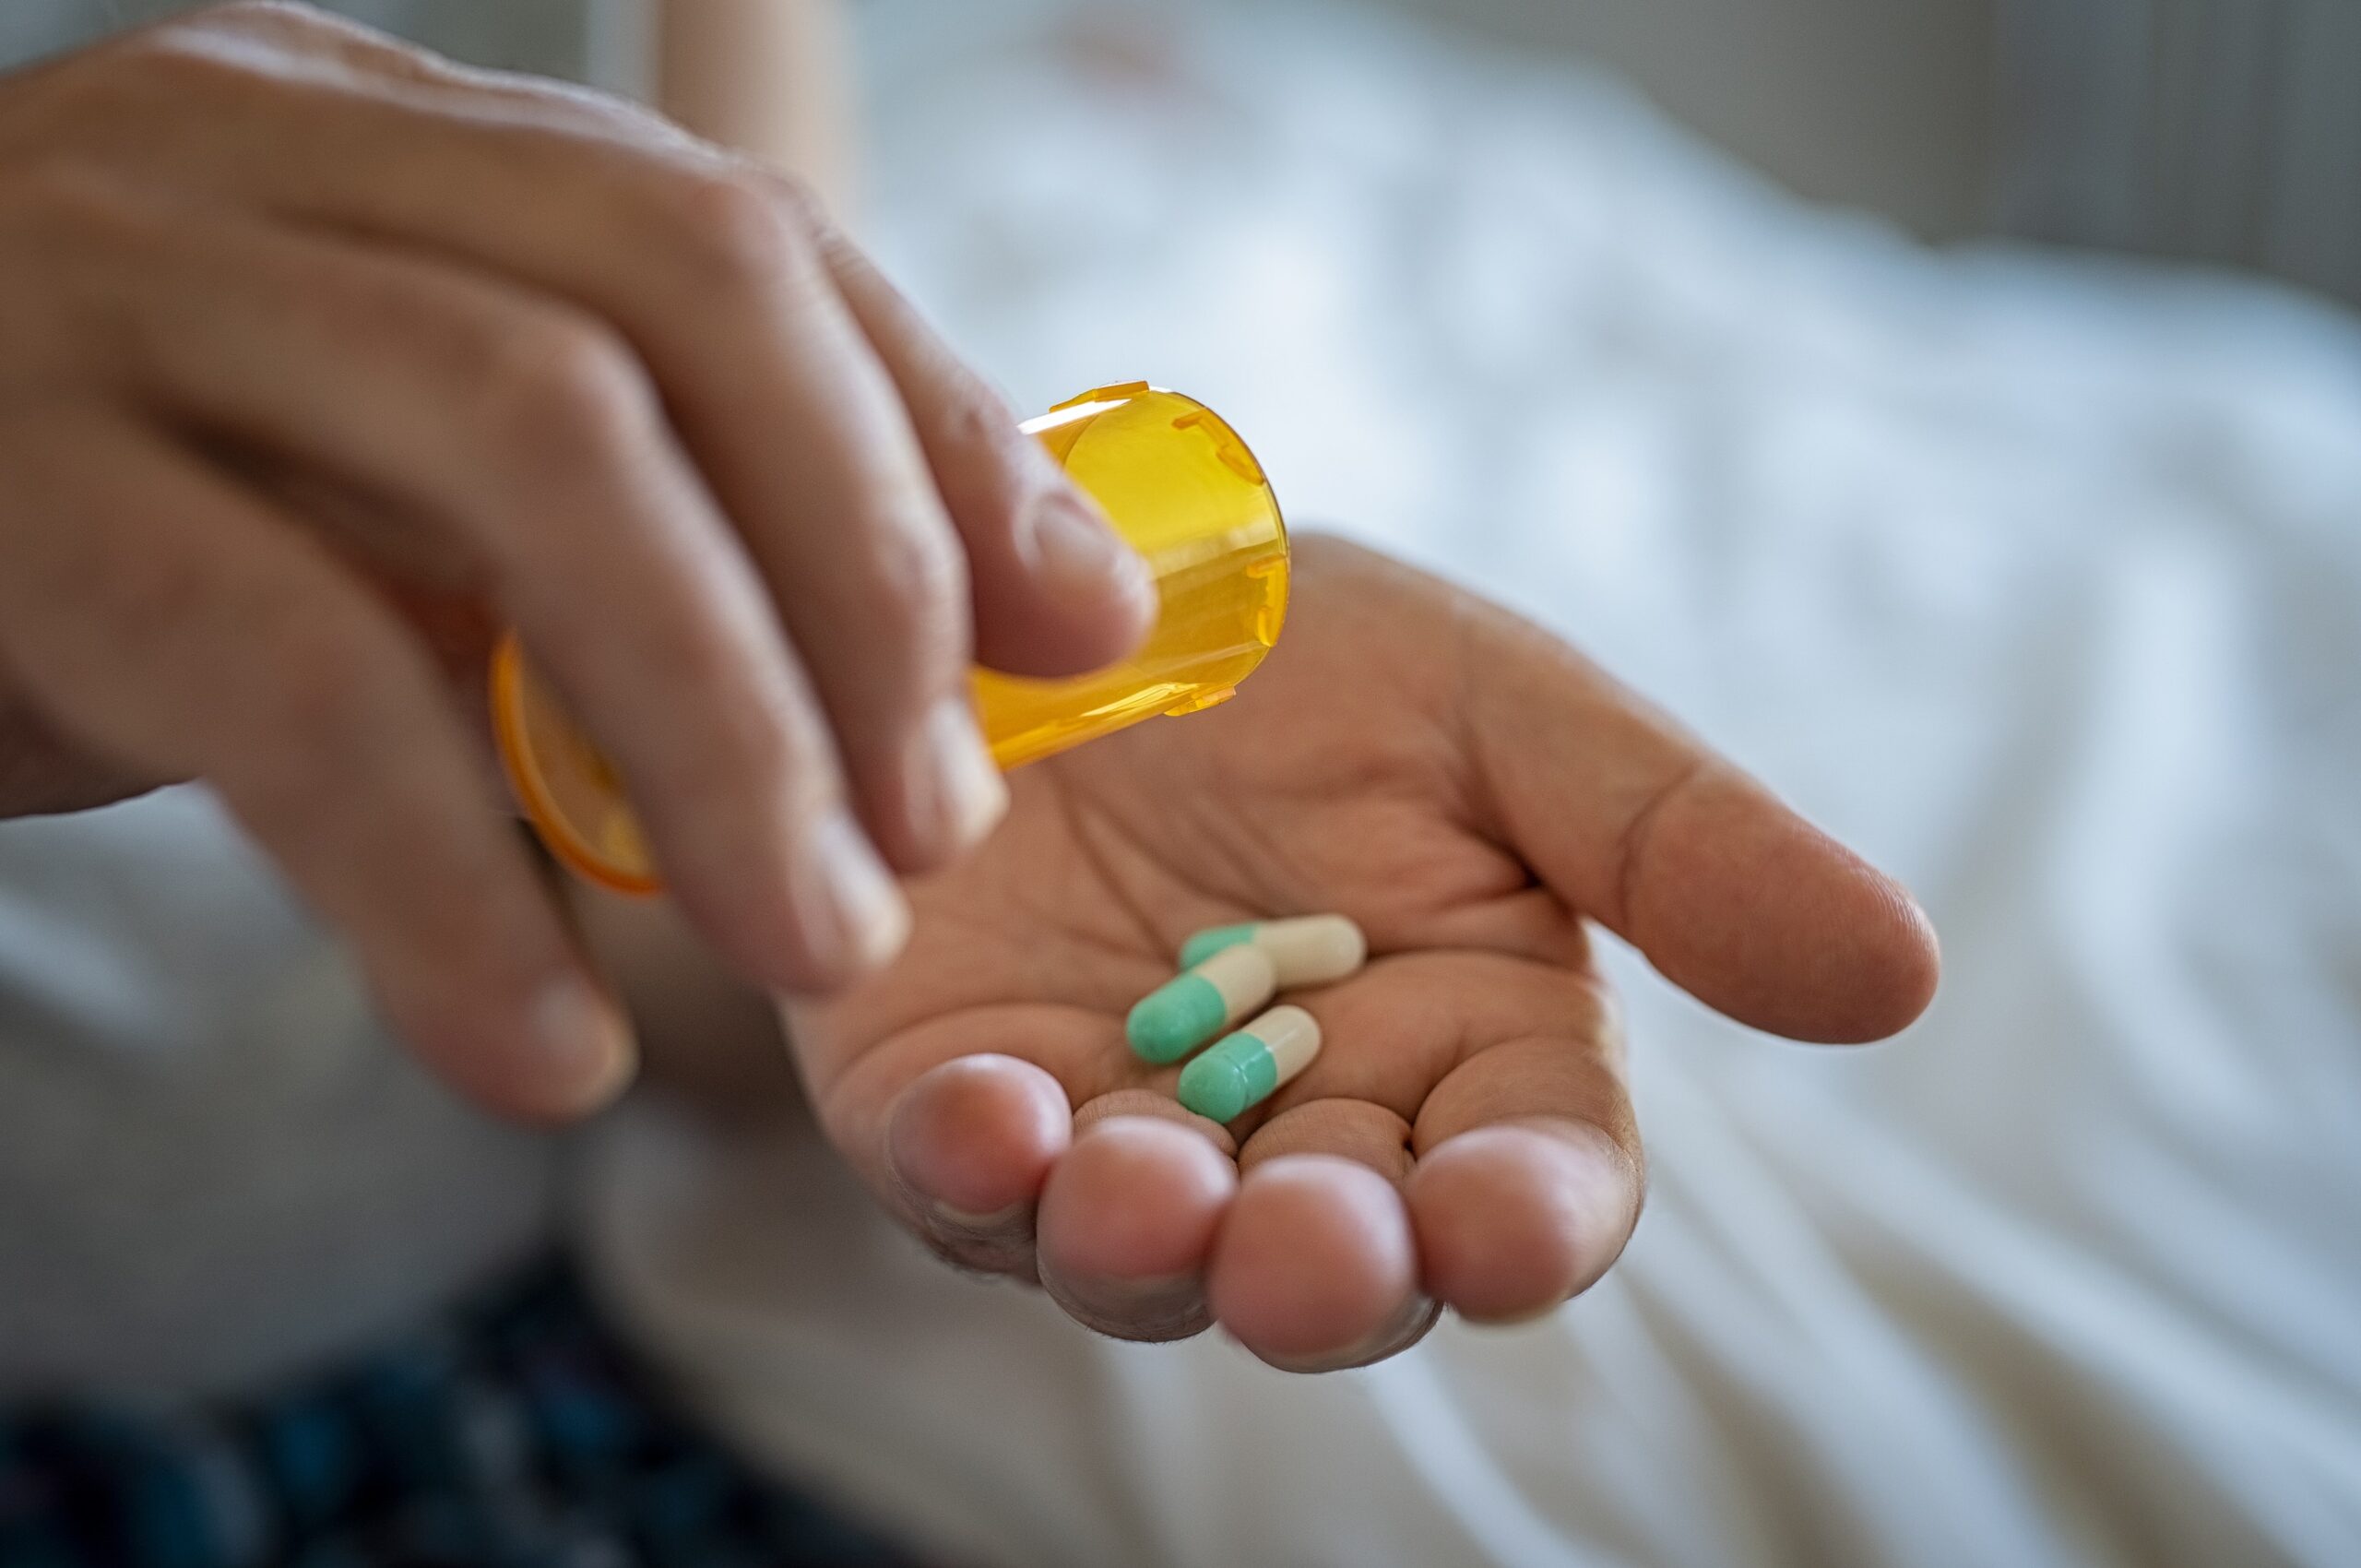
[1468,612,1939,1043]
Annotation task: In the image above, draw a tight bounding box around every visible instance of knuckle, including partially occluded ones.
[18,11,289,136]
[664,648,840,814]
[177,1,354,49]
[858,517,969,666]
[639,614,746,716]
[190,0,314,28]
[936,377,1011,455]
[182,1,432,79]
[104,22,259,95]
[658,167,815,295]
[762,170,833,241]
[189,1,444,81]
[468,314,656,479]
[934,378,1039,504]
[0,159,124,240]
[89,6,402,113]
[250,601,399,740]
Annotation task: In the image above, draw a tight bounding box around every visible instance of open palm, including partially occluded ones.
[789,537,1938,1370]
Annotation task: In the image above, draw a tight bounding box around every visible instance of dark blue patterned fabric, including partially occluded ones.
[0,1263,937,1568]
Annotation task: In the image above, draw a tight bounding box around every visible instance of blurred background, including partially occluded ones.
[31,0,2361,306]
[1384,0,2361,307]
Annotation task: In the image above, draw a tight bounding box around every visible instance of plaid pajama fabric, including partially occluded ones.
[0,1262,935,1568]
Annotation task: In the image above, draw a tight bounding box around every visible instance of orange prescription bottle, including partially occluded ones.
[491,384,1289,895]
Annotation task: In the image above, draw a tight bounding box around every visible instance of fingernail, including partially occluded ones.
[795,809,910,977]
[908,697,1007,857]
[1043,1268,1212,1342]
[1029,493,1153,608]
[931,1198,1033,1235]
[529,976,637,1116]
[922,1199,1038,1277]
[1261,1292,1440,1375]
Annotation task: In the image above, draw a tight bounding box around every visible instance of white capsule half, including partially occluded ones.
[1249,1004,1323,1081]
[1126,942,1279,1063]
[1177,914,1367,988]
[1197,942,1281,1016]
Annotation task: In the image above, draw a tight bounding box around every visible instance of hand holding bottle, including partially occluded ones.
[0,3,1151,1119]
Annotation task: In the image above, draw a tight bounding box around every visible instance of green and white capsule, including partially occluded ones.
[1125,943,1278,1064]
[1178,1004,1323,1123]
[1178,914,1367,987]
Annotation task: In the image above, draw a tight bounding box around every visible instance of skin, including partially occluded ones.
[756,537,1941,1370]
[0,3,1152,1120]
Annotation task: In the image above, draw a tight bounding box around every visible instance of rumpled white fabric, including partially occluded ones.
[582,3,2361,1563]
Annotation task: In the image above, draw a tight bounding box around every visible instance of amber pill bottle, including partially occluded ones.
[491,384,1288,894]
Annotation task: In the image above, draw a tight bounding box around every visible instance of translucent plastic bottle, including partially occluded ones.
[492,384,1288,894]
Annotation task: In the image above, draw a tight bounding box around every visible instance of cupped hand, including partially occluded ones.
[791,537,1939,1370]
[0,4,1150,1119]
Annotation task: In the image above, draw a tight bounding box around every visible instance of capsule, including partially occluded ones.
[1177,914,1367,987]
[1177,1004,1323,1123]
[1125,944,1278,1064]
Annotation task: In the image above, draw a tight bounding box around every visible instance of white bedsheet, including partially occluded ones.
[583,3,2361,1563]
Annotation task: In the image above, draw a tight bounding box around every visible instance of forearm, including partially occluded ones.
[655,0,853,212]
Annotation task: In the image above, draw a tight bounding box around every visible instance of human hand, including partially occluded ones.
[790,537,1939,1369]
[0,3,1150,1117]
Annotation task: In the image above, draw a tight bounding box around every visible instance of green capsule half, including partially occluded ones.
[1177,1004,1323,1123]
[1125,944,1276,1063]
